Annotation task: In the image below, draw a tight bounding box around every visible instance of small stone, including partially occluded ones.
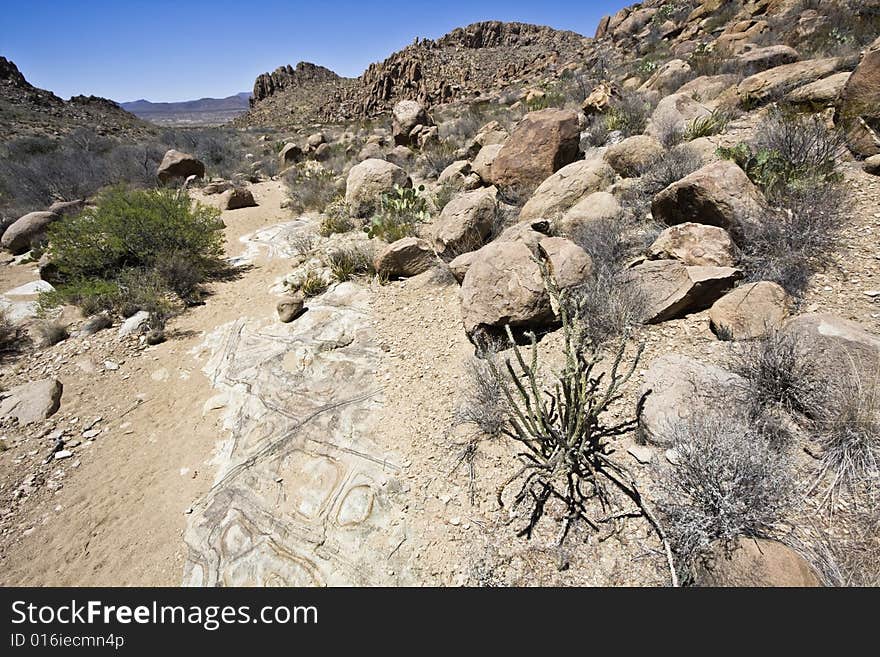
[103,360,119,371]
[665,448,682,466]
[81,429,100,439]
[449,516,461,526]
[627,445,654,464]
[54,450,73,460]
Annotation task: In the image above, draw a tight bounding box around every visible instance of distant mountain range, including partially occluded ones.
[120,92,252,126]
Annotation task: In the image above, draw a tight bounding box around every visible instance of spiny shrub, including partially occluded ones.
[319,197,354,237]
[42,187,224,317]
[684,109,730,141]
[366,184,429,242]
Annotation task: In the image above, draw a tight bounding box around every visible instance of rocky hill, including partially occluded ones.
[238,21,590,127]
[0,56,152,141]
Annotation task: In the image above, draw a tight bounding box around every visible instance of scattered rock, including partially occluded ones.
[0,378,63,425]
[646,93,711,143]
[118,311,150,337]
[863,154,880,176]
[519,157,614,221]
[1,211,59,254]
[276,293,305,323]
[392,100,432,146]
[708,282,792,340]
[651,160,767,242]
[219,187,257,210]
[489,108,581,189]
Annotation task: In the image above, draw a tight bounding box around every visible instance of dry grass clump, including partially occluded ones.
[35,320,69,347]
[326,244,375,283]
[319,198,355,237]
[454,352,509,438]
[284,166,339,213]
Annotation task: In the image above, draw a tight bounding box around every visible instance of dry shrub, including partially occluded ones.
[655,412,797,582]
[35,320,69,347]
[454,352,509,437]
[326,244,375,282]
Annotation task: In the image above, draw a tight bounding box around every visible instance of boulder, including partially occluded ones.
[677,74,742,106]
[519,158,615,221]
[864,154,880,176]
[471,144,503,183]
[645,93,712,144]
[203,180,232,195]
[219,187,257,210]
[708,282,791,340]
[627,259,742,323]
[307,132,326,148]
[276,294,305,323]
[432,187,497,257]
[640,59,692,95]
[582,82,615,115]
[392,100,432,146]
[464,121,508,159]
[280,143,304,165]
[79,313,112,336]
[837,36,880,157]
[604,135,664,177]
[651,160,767,242]
[438,160,472,185]
[489,109,581,189]
[448,250,479,283]
[47,199,85,216]
[693,538,821,587]
[118,310,151,337]
[738,45,800,72]
[0,378,63,425]
[736,57,844,107]
[647,222,737,267]
[345,158,411,218]
[1,211,59,254]
[157,149,205,183]
[783,313,880,385]
[374,237,436,278]
[557,191,624,235]
[638,353,745,446]
[786,71,850,106]
[459,237,591,336]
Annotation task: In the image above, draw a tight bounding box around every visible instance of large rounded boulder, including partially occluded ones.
[519,158,615,222]
[157,149,205,183]
[345,158,411,218]
[837,36,880,157]
[1,211,59,254]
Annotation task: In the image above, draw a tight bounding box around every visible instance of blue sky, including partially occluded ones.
[1,0,629,103]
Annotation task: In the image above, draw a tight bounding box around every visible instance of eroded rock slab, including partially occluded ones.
[184,282,413,586]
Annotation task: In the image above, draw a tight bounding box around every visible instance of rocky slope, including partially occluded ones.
[0,56,153,141]
[238,21,589,127]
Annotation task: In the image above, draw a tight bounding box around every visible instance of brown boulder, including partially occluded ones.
[738,45,800,72]
[519,158,614,221]
[1,211,59,254]
[736,57,844,107]
[345,158,411,218]
[837,36,880,157]
[432,187,497,257]
[0,378,63,425]
[219,188,257,210]
[157,149,205,183]
[783,313,880,385]
[374,237,436,278]
[627,259,742,323]
[693,538,821,587]
[708,282,792,340]
[604,135,664,177]
[647,222,737,267]
[490,109,581,190]
[651,160,767,242]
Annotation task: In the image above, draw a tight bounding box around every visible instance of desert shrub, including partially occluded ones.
[418,140,459,179]
[0,309,25,355]
[737,184,843,296]
[161,127,250,179]
[728,329,826,430]
[298,270,328,297]
[524,90,566,112]
[640,145,705,195]
[289,232,318,257]
[811,377,880,507]
[683,109,729,141]
[655,412,796,581]
[35,320,68,347]
[454,353,509,437]
[433,179,461,213]
[790,508,880,586]
[791,0,880,57]
[604,90,652,137]
[366,184,429,242]
[319,199,355,237]
[326,244,375,282]
[688,42,725,77]
[284,166,339,213]
[42,187,224,317]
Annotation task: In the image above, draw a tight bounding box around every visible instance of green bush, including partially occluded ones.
[684,110,729,141]
[42,186,224,317]
[319,197,354,236]
[366,184,429,242]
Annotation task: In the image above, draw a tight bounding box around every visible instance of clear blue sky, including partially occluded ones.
[1,0,629,103]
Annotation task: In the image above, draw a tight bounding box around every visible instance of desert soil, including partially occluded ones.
[0,162,877,586]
